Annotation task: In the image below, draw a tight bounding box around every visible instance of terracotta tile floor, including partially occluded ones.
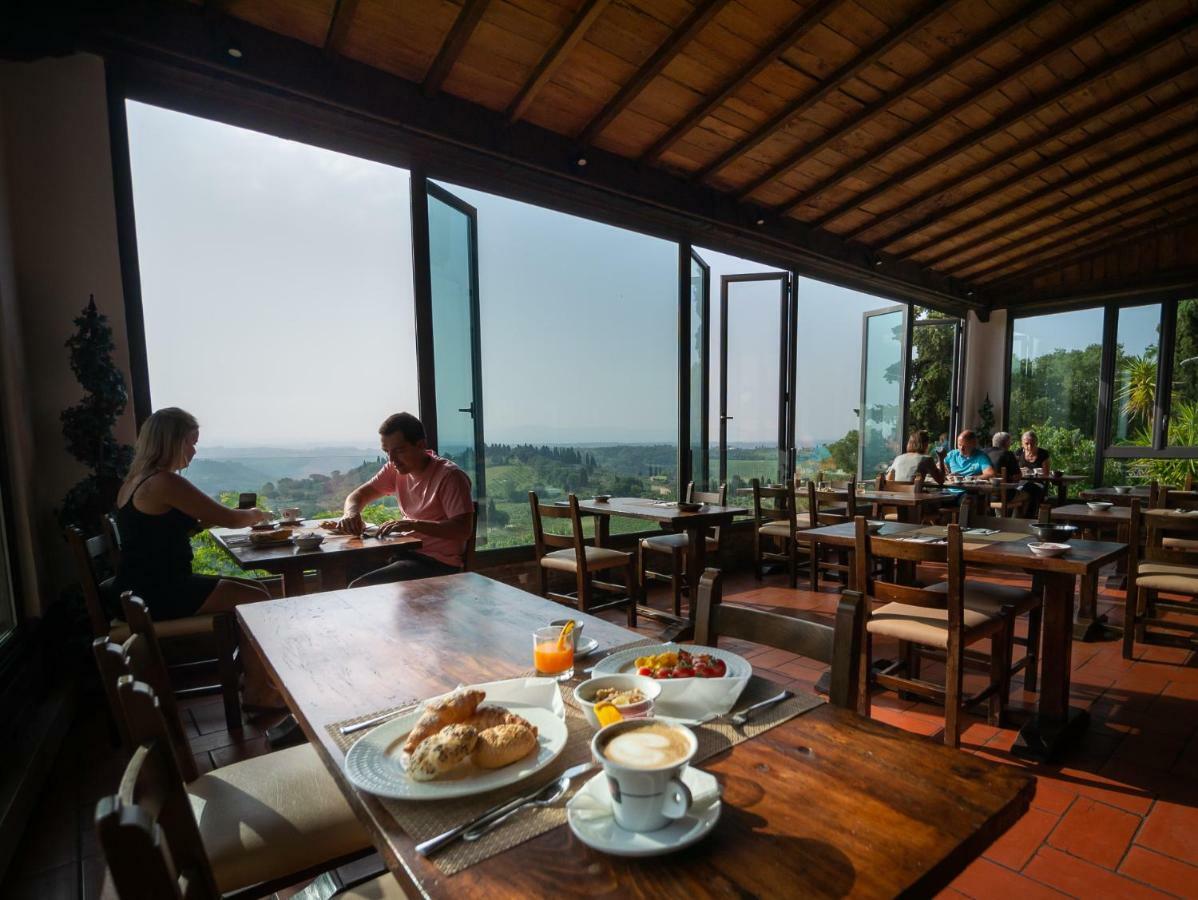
[4,567,1196,899]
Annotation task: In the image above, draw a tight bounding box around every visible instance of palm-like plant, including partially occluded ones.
[1115,354,1159,434]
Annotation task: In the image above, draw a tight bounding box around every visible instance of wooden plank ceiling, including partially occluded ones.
[206,0,1198,305]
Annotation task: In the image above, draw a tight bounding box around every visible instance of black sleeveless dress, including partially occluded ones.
[112,476,221,620]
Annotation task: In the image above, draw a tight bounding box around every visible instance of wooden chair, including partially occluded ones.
[989,481,1029,517]
[1124,499,1198,658]
[802,480,859,589]
[854,518,1013,747]
[93,637,374,898]
[528,493,637,626]
[872,476,924,522]
[952,501,1046,692]
[463,500,480,572]
[67,526,243,732]
[103,511,123,568]
[751,479,807,587]
[693,568,864,710]
[639,482,726,615]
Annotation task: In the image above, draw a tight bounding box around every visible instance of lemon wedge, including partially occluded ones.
[595,701,622,727]
[556,619,576,650]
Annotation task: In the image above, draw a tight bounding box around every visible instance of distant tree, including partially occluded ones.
[826,429,859,474]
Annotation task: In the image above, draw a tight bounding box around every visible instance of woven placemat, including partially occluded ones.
[326,639,823,876]
[910,525,1027,543]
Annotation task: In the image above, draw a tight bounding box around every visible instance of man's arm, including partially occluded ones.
[337,481,387,535]
[384,510,474,542]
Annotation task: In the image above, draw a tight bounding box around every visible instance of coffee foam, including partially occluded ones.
[602,725,689,769]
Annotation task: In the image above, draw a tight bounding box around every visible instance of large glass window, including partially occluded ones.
[1009,309,1105,484]
[1109,304,1161,447]
[1168,299,1198,448]
[907,309,959,447]
[432,180,679,548]
[126,101,419,572]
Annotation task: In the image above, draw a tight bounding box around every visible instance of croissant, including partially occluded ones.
[403,688,485,753]
[462,706,538,736]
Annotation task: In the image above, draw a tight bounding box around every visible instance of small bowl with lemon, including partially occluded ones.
[574,674,661,729]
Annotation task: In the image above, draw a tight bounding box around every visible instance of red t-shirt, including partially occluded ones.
[364,453,473,567]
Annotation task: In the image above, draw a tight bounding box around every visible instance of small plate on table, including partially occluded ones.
[1028,542,1070,558]
[574,635,600,658]
[343,678,568,801]
[1086,501,1114,511]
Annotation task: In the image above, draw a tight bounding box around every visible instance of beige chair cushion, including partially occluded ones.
[867,602,996,649]
[189,743,370,892]
[758,521,792,539]
[1136,561,1198,594]
[927,579,1039,616]
[640,533,718,552]
[540,546,630,573]
[340,874,410,899]
[107,614,218,645]
[882,511,900,521]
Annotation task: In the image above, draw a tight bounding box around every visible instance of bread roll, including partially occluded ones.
[403,688,486,753]
[471,724,538,769]
[407,724,478,781]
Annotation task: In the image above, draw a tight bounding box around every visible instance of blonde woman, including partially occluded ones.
[113,408,279,707]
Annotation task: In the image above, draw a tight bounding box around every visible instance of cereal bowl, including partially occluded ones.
[574,674,661,729]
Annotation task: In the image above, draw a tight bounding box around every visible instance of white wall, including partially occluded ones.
[961,309,1007,435]
[0,54,134,607]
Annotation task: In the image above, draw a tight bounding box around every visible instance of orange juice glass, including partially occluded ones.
[533,625,575,682]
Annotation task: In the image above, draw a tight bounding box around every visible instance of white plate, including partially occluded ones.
[344,679,568,801]
[567,768,721,857]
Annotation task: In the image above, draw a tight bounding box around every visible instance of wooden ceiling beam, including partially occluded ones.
[805,19,1193,233]
[921,128,1198,270]
[776,0,1153,220]
[886,88,1198,258]
[323,0,360,55]
[692,0,947,183]
[991,207,1198,289]
[735,0,1051,202]
[960,172,1198,282]
[575,0,729,148]
[941,158,1198,276]
[506,0,611,123]
[639,0,840,165]
[422,0,492,96]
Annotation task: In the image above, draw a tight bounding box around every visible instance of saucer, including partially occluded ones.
[278,518,304,526]
[566,768,720,857]
[574,635,600,658]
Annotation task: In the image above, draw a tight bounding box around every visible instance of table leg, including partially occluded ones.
[1012,571,1089,762]
[279,564,307,597]
[1073,572,1107,642]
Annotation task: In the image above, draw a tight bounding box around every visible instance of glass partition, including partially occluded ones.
[689,252,710,491]
[1109,304,1161,447]
[859,308,907,480]
[1168,299,1198,447]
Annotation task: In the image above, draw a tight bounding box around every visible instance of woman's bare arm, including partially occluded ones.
[156,474,267,528]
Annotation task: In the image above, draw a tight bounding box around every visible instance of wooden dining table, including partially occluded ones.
[800,520,1126,762]
[1022,472,1086,504]
[579,496,748,634]
[210,520,422,596]
[237,573,1033,899]
[1049,504,1131,639]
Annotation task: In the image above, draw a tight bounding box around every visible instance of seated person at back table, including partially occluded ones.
[1019,429,1051,475]
[941,429,996,479]
[985,431,1023,482]
[113,407,280,708]
[886,430,945,485]
[336,412,475,586]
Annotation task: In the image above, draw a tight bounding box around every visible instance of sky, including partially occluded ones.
[127,101,897,451]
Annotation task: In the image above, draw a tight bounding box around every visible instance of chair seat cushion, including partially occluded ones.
[1136,561,1198,594]
[758,521,792,538]
[926,579,1039,616]
[640,533,718,552]
[107,614,218,645]
[541,546,631,572]
[340,874,409,899]
[189,743,370,892]
[882,511,900,521]
[866,602,996,649]
[1162,537,1198,551]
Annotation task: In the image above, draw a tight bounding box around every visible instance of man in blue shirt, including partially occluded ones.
[942,430,997,478]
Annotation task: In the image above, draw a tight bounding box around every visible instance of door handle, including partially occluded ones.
[458,403,475,416]
[721,415,734,421]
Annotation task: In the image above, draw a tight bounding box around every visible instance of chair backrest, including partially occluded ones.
[103,512,123,568]
[115,594,200,780]
[751,479,796,534]
[806,479,857,527]
[462,500,480,572]
[853,517,965,630]
[875,477,922,494]
[1152,485,1198,511]
[692,568,863,710]
[989,481,1027,517]
[95,678,221,900]
[66,525,116,638]
[687,482,728,543]
[958,497,1033,534]
[1132,498,1198,568]
[528,492,591,570]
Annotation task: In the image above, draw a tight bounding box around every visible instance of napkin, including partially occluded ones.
[654,675,750,723]
[446,677,566,719]
[964,527,1000,535]
[568,768,721,822]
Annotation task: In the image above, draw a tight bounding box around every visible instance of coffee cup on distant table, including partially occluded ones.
[280,507,301,523]
[592,719,696,832]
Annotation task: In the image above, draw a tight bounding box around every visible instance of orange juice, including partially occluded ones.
[534,641,574,675]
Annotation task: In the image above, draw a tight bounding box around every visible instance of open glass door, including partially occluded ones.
[720,273,789,495]
[907,312,963,448]
[859,305,909,481]
[689,250,710,491]
[425,182,485,502]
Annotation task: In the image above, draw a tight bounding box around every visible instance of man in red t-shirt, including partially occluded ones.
[336,412,474,586]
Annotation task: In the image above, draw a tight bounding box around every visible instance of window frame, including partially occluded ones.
[1004,296,1198,490]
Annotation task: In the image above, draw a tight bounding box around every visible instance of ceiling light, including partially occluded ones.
[227,47,243,59]
[755,218,765,226]
[576,157,588,167]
